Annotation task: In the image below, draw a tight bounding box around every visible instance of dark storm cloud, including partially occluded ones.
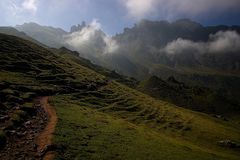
[121,0,240,19]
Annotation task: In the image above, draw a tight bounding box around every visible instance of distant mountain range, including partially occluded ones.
[13,19,240,77]
[113,19,240,77]
[15,22,67,48]
[0,19,239,100]
[12,20,240,71]
[115,19,240,47]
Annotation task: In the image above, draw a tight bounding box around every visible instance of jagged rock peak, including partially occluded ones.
[70,21,86,33]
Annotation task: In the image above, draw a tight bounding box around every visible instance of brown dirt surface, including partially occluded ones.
[0,97,58,160]
[37,97,58,160]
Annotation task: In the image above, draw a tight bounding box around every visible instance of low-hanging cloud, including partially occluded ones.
[121,0,240,19]
[121,0,157,18]
[22,0,38,13]
[208,31,240,53]
[103,36,119,54]
[64,19,119,55]
[163,31,240,55]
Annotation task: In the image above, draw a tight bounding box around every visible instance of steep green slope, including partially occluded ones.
[0,27,45,47]
[51,47,139,87]
[52,96,238,160]
[0,33,240,159]
[138,76,240,115]
[50,81,240,159]
[0,33,106,145]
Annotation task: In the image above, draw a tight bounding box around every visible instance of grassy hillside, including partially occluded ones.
[0,33,106,147]
[50,81,240,159]
[51,47,139,87]
[0,27,45,47]
[138,76,240,115]
[0,33,240,159]
[51,95,238,160]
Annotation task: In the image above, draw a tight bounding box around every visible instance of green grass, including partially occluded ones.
[138,76,240,115]
[51,95,240,160]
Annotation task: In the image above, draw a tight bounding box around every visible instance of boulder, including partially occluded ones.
[217,139,240,148]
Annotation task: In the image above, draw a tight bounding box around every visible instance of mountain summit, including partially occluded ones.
[70,21,86,33]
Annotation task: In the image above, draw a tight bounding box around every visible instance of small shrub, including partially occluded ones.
[6,95,23,104]
[22,103,36,116]
[0,130,6,148]
[8,110,28,129]
[1,89,15,95]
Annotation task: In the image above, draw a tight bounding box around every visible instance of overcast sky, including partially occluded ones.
[1,0,240,34]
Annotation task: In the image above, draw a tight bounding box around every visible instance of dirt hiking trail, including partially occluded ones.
[37,97,58,160]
